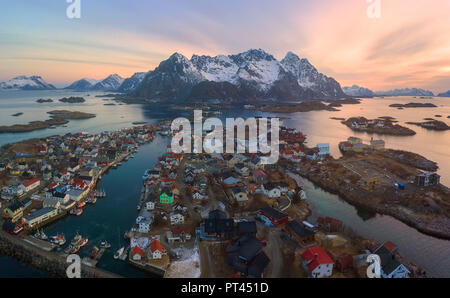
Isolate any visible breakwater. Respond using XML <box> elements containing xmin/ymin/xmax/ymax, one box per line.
<box><xmin>0</xmin><ymin>231</ymin><xmax>120</xmax><ymax>278</ymax></box>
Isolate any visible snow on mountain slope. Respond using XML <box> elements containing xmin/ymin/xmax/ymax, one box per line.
<box><xmin>118</xmin><ymin>72</ymin><xmax>149</xmax><ymax>93</ymax></box>
<box><xmin>91</xmin><ymin>74</ymin><xmax>124</xmax><ymax>91</ymax></box>
<box><xmin>343</xmin><ymin>85</ymin><xmax>375</xmax><ymax>97</ymax></box>
<box><xmin>0</xmin><ymin>76</ymin><xmax>56</xmax><ymax>90</ymax></box>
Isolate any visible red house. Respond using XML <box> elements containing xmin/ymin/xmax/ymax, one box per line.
<box><xmin>256</xmin><ymin>206</ymin><xmax>289</xmax><ymax>226</ymax></box>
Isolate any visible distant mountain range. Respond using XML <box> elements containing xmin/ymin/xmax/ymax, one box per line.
<box><xmin>437</xmin><ymin>90</ymin><xmax>450</xmax><ymax>97</ymax></box>
<box><xmin>0</xmin><ymin>76</ymin><xmax>56</xmax><ymax>91</ymax></box>
<box><xmin>64</xmin><ymin>74</ymin><xmax>125</xmax><ymax>92</ymax></box>
<box><xmin>342</xmin><ymin>85</ymin><xmax>375</xmax><ymax>97</ymax></box>
<box><xmin>375</xmin><ymin>88</ymin><xmax>435</xmax><ymax>97</ymax></box>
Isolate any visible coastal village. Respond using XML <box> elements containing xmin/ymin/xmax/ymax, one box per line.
<box><xmin>1</xmin><ymin>116</ymin><xmax>444</xmax><ymax>278</ymax></box>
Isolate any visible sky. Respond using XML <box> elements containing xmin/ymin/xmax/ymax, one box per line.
<box><xmin>1</xmin><ymin>0</ymin><xmax>449</xmax><ymax>93</ymax></box>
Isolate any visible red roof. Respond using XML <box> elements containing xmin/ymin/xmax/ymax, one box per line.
<box><xmin>23</xmin><ymin>178</ymin><xmax>40</xmax><ymax>187</ymax></box>
<box><xmin>132</xmin><ymin>246</ymin><xmax>145</xmax><ymax>257</ymax></box>
<box><xmin>46</xmin><ymin>182</ymin><xmax>59</xmax><ymax>190</ymax></box>
<box><xmin>383</xmin><ymin>241</ymin><xmax>397</xmax><ymax>253</ymax></box>
<box><xmin>171</xmin><ymin>225</ymin><xmax>191</xmax><ymax>235</ymax></box>
<box><xmin>301</xmin><ymin>247</ymin><xmax>334</xmax><ymax>272</ymax></box>
<box><xmin>253</xmin><ymin>169</ymin><xmax>266</xmax><ymax>177</ymax></box>
<box><xmin>150</xmin><ymin>240</ymin><xmax>165</xmax><ymax>253</ymax></box>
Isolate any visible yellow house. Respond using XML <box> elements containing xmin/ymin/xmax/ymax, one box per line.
<box><xmin>3</xmin><ymin>202</ymin><xmax>24</xmax><ymax>223</ymax></box>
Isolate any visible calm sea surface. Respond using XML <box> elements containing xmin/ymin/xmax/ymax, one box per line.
<box><xmin>0</xmin><ymin>91</ymin><xmax>449</xmax><ymax>277</ymax></box>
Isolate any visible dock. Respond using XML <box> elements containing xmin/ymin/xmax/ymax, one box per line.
<box><xmin>22</xmin><ymin>236</ymin><xmax>57</xmax><ymax>252</ymax></box>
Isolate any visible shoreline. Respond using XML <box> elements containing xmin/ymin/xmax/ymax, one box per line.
<box><xmin>292</xmin><ymin>168</ymin><xmax>450</xmax><ymax>240</ymax></box>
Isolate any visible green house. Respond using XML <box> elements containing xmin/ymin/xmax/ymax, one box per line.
<box><xmin>160</xmin><ymin>192</ymin><xmax>173</xmax><ymax>204</ymax></box>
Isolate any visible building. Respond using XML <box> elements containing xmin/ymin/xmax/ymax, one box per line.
<box><xmin>2</xmin><ymin>201</ymin><xmax>24</xmax><ymax>222</ymax></box>
<box><xmin>317</xmin><ymin>143</ymin><xmax>330</xmax><ymax>157</ymax></box>
<box><xmin>149</xmin><ymin>240</ymin><xmax>166</xmax><ymax>259</ymax></box>
<box><xmin>256</xmin><ymin>206</ymin><xmax>289</xmax><ymax>226</ymax></box>
<box><xmin>253</xmin><ymin>170</ymin><xmax>268</xmax><ymax>185</ymax></box>
<box><xmin>370</xmin><ymin>139</ymin><xmax>385</xmax><ymax>150</ymax></box>
<box><xmin>131</xmin><ymin>246</ymin><xmax>145</xmax><ymax>261</ymax></box>
<box><xmin>237</xmin><ymin>221</ymin><xmax>257</xmax><ymax>238</ymax></box>
<box><xmin>284</xmin><ymin>220</ymin><xmax>317</xmax><ymax>248</ymax></box>
<box><xmin>19</xmin><ymin>178</ymin><xmax>41</xmax><ymax>193</ymax></box>
<box><xmin>170</xmin><ymin>211</ymin><xmax>185</xmax><ymax>225</ymax></box>
<box><xmin>231</xmin><ymin>187</ymin><xmax>248</xmax><ymax>204</ymax></box>
<box><xmin>24</xmin><ymin>207</ymin><xmax>58</xmax><ymax>228</ymax></box>
<box><xmin>262</xmin><ymin>183</ymin><xmax>281</xmax><ymax>198</ymax></box>
<box><xmin>160</xmin><ymin>190</ymin><xmax>174</xmax><ymax>204</ymax></box>
<box><xmin>197</xmin><ymin>210</ymin><xmax>234</xmax><ymax>240</ymax></box>
<box><xmin>301</xmin><ymin>247</ymin><xmax>334</xmax><ymax>278</ymax></box>
<box><xmin>415</xmin><ymin>172</ymin><xmax>440</xmax><ymax>187</ymax></box>
<box><xmin>226</xmin><ymin>235</ymin><xmax>270</xmax><ymax>278</ymax></box>
<box><xmin>373</xmin><ymin>242</ymin><xmax>410</xmax><ymax>278</ymax></box>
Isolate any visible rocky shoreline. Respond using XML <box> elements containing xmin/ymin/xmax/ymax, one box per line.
<box><xmin>0</xmin><ymin>119</ymin><xmax>69</xmax><ymax>133</ymax></box>
<box><xmin>342</xmin><ymin>117</ymin><xmax>416</xmax><ymax>136</ymax></box>
<box><xmin>406</xmin><ymin>120</ymin><xmax>450</xmax><ymax>131</ymax></box>
<box><xmin>389</xmin><ymin>103</ymin><xmax>437</xmax><ymax>108</ymax></box>
<box><xmin>292</xmin><ymin>158</ymin><xmax>450</xmax><ymax>240</ymax></box>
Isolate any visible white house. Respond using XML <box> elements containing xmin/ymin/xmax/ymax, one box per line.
<box><xmin>262</xmin><ymin>183</ymin><xmax>281</xmax><ymax>198</ymax></box>
<box><xmin>149</xmin><ymin>240</ymin><xmax>166</xmax><ymax>259</ymax></box>
<box><xmin>192</xmin><ymin>190</ymin><xmax>205</xmax><ymax>200</ymax></box>
<box><xmin>170</xmin><ymin>211</ymin><xmax>184</xmax><ymax>225</ymax></box>
<box><xmin>301</xmin><ymin>247</ymin><xmax>334</xmax><ymax>278</ymax></box>
<box><xmin>19</xmin><ymin>178</ymin><xmax>41</xmax><ymax>193</ymax></box>
<box><xmin>146</xmin><ymin>201</ymin><xmax>155</xmax><ymax>211</ymax></box>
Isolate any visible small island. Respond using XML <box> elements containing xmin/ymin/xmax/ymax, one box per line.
<box><xmin>36</xmin><ymin>98</ymin><xmax>54</xmax><ymax>103</ymax></box>
<box><xmin>0</xmin><ymin>119</ymin><xmax>69</xmax><ymax>133</ymax></box>
<box><xmin>342</xmin><ymin>116</ymin><xmax>416</xmax><ymax>136</ymax></box>
<box><xmin>0</xmin><ymin>111</ymin><xmax>95</xmax><ymax>134</ymax></box>
<box><xmin>251</xmin><ymin>101</ymin><xmax>339</xmax><ymax>113</ymax></box>
<box><xmin>59</xmin><ymin>96</ymin><xmax>85</xmax><ymax>103</ymax></box>
<box><xmin>389</xmin><ymin>103</ymin><xmax>437</xmax><ymax>108</ymax></box>
<box><xmin>11</xmin><ymin>112</ymin><xmax>23</xmax><ymax>117</ymax></box>
<box><xmin>47</xmin><ymin>110</ymin><xmax>96</xmax><ymax>120</ymax></box>
<box><xmin>406</xmin><ymin>120</ymin><xmax>450</xmax><ymax>131</ymax></box>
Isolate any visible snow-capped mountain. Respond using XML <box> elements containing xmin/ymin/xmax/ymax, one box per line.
<box><xmin>437</xmin><ymin>90</ymin><xmax>450</xmax><ymax>97</ymax></box>
<box><xmin>281</xmin><ymin>52</ymin><xmax>346</xmax><ymax>98</ymax></box>
<box><xmin>343</xmin><ymin>85</ymin><xmax>375</xmax><ymax>97</ymax></box>
<box><xmin>132</xmin><ymin>49</ymin><xmax>346</xmax><ymax>102</ymax></box>
<box><xmin>91</xmin><ymin>74</ymin><xmax>124</xmax><ymax>91</ymax></box>
<box><xmin>0</xmin><ymin>76</ymin><xmax>56</xmax><ymax>91</ymax></box>
<box><xmin>64</xmin><ymin>78</ymin><xmax>99</xmax><ymax>91</ymax></box>
<box><xmin>117</xmin><ymin>72</ymin><xmax>149</xmax><ymax>93</ymax></box>
<box><xmin>375</xmin><ymin>88</ymin><xmax>434</xmax><ymax>97</ymax></box>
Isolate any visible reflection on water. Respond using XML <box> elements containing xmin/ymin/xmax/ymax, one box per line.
<box><xmin>293</xmin><ymin>174</ymin><xmax>450</xmax><ymax>278</ymax></box>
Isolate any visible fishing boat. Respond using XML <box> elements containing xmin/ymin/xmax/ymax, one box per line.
<box><xmin>96</xmin><ymin>188</ymin><xmax>106</xmax><ymax>198</ymax></box>
<box><xmin>137</xmin><ymin>204</ymin><xmax>141</xmax><ymax>211</ymax></box>
<box><xmin>90</xmin><ymin>246</ymin><xmax>100</xmax><ymax>259</ymax></box>
<box><xmin>70</xmin><ymin>208</ymin><xmax>83</xmax><ymax>216</ymax></box>
<box><xmin>142</xmin><ymin>169</ymin><xmax>150</xmax><ymax>180</ymax></box>
<box><xmin>71</xmin><ymin>233</ymin><xmax>83</xmax><ymax>246</ymax></box>
<box><xmin>120</xmin><ymin>246</ymin><xmax>129</xmax><ymax>260</ymax></box>
<box><xmin>114</xmin><ymin>247</ymin><xmax>125</xmax><ymax>259</ymax></box>
<box><xmin>34</xmin><ymin>229</ymin><xmax>48</xmax><ymax>241</ymax></box>
<box><xmin>77</xmin><ymin>201</ymin><xmax>86</xmax><ymax>208</ymax></box>
<box><xmin>79</xmin><ymin>237</ymin><xmax>89</xmax><ymax>248</ymax></box>
<box><xmin>87</xmin><ymin>196</ymin><xmax>97</xmax><ymax>204</ymax></box>
<box><xmin>64</xmin><ymin>245</ymin><xmax>77</xmax><ymax>254</ymax></box>
<box><xmin>100</xmin><ymin>241</ymin><xmax>111</xmax><ymax>249</ymax></box>
<box><xmin>49</xmin><ymin>233</ymin><xmax>66</xmax><ymax>246</ymax></box>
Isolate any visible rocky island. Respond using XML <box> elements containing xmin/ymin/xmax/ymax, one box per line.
<box><xmin>342</xmin><ymin>117</ymin><xmax>416</xmax><ymax>136</ymax></box>
<box><xmin>47</xmin><ymin>110</ymin><xmax>96</xmax><ymax>120</ymax></box>
<box><xmin>389</xmin><ymin>103</ymin><xmax>437</xmax><ymax>108</ymax></box>
<box><xmin>58</xmin><ymin>97</ymin><xmax>85</xmax><ymax>103</ymax></box>
<box><xmin>406</xmin><ymin>120</ymin><xmax>450</xmax><ymax>131</ymax></box>
<box><xmin>11</xmin><ymin>113</ymin><xmax>24</xmax><ymax>117</ymax></box>
<box><xmin>36</xmin><ymin>98</ymin><xmax>54</xmax><ymax>103</ymax></box>
<box><xmin>0</xmin><ymin>119</ymin><xmax>69</xmax><ymax>133</ymax></box>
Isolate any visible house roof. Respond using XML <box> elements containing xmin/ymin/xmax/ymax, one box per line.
<box><xmin>301</xmin><ymin>247</ymin><xmax>334</xmax><ymax>272</ymax></box>
<box><xmin>248</xmin><ymin>251</ymin><xmax>270</xmax><ymax>277</ymax></box>
<box><xmin>374</xmin><ymin>246</ymin><xmax>405</xmax><ymax>275</ymax></box>
<box><xmin>285</xmin><ymin>220</ymin><xmax>316</xmax><ymax>238</ymax></box>
<box><xmin>132</xmin><ymin>246</ymin><xmax>145</xmax><ymax>257</ymax></box>
<box><xmin>238</xmin><ymin>221</ymin><xmax>257</xmax><ymax>235</ymax></box>
<box><xmin>23</xmin><ymin>178</ymin><xmax>40</xmax><ymax>187</ymax></box>
<box><xmin>259</xmin><ymin>206</ymin><xmax>288</xmax><ymax>221</ymax></box>
<box><xmin>150</xmin><ymin>240</ymin><xmax>165</xmax><ymax>253</ymax></box>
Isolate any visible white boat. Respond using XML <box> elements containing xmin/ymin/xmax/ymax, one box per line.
<box><xmin>114</xmin><ymin>247</ymin><xmax>125</xmax><ymax>259</ymax></box>
<box><xmin>100</xmin><ymin>241</ymin><xmax>111</xmax><ymax>249</ymax></box>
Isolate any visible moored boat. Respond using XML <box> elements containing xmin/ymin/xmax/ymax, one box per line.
<box><xmin>114</xmin><ymin>247</ymin><xmax>125</xmax><ymax>259</ymax></box>
<box><xmin>49</xmin><ymin>233</ymin><xmax>66</xmax><ymax>246</ymax></box>
<box><xmin>34</xmin><ymin>229</ymin><xmax>48</xmax><ymax>241</ymax></box>
<box><xmin>90</xmin><ymin>246</ymin><xmax>99</xmax><ymax>259</ymax></box>
<box><xmin>100</xmin><ymin>241</ymin><xmax>111</xmax><ymax>249</ymax></box>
